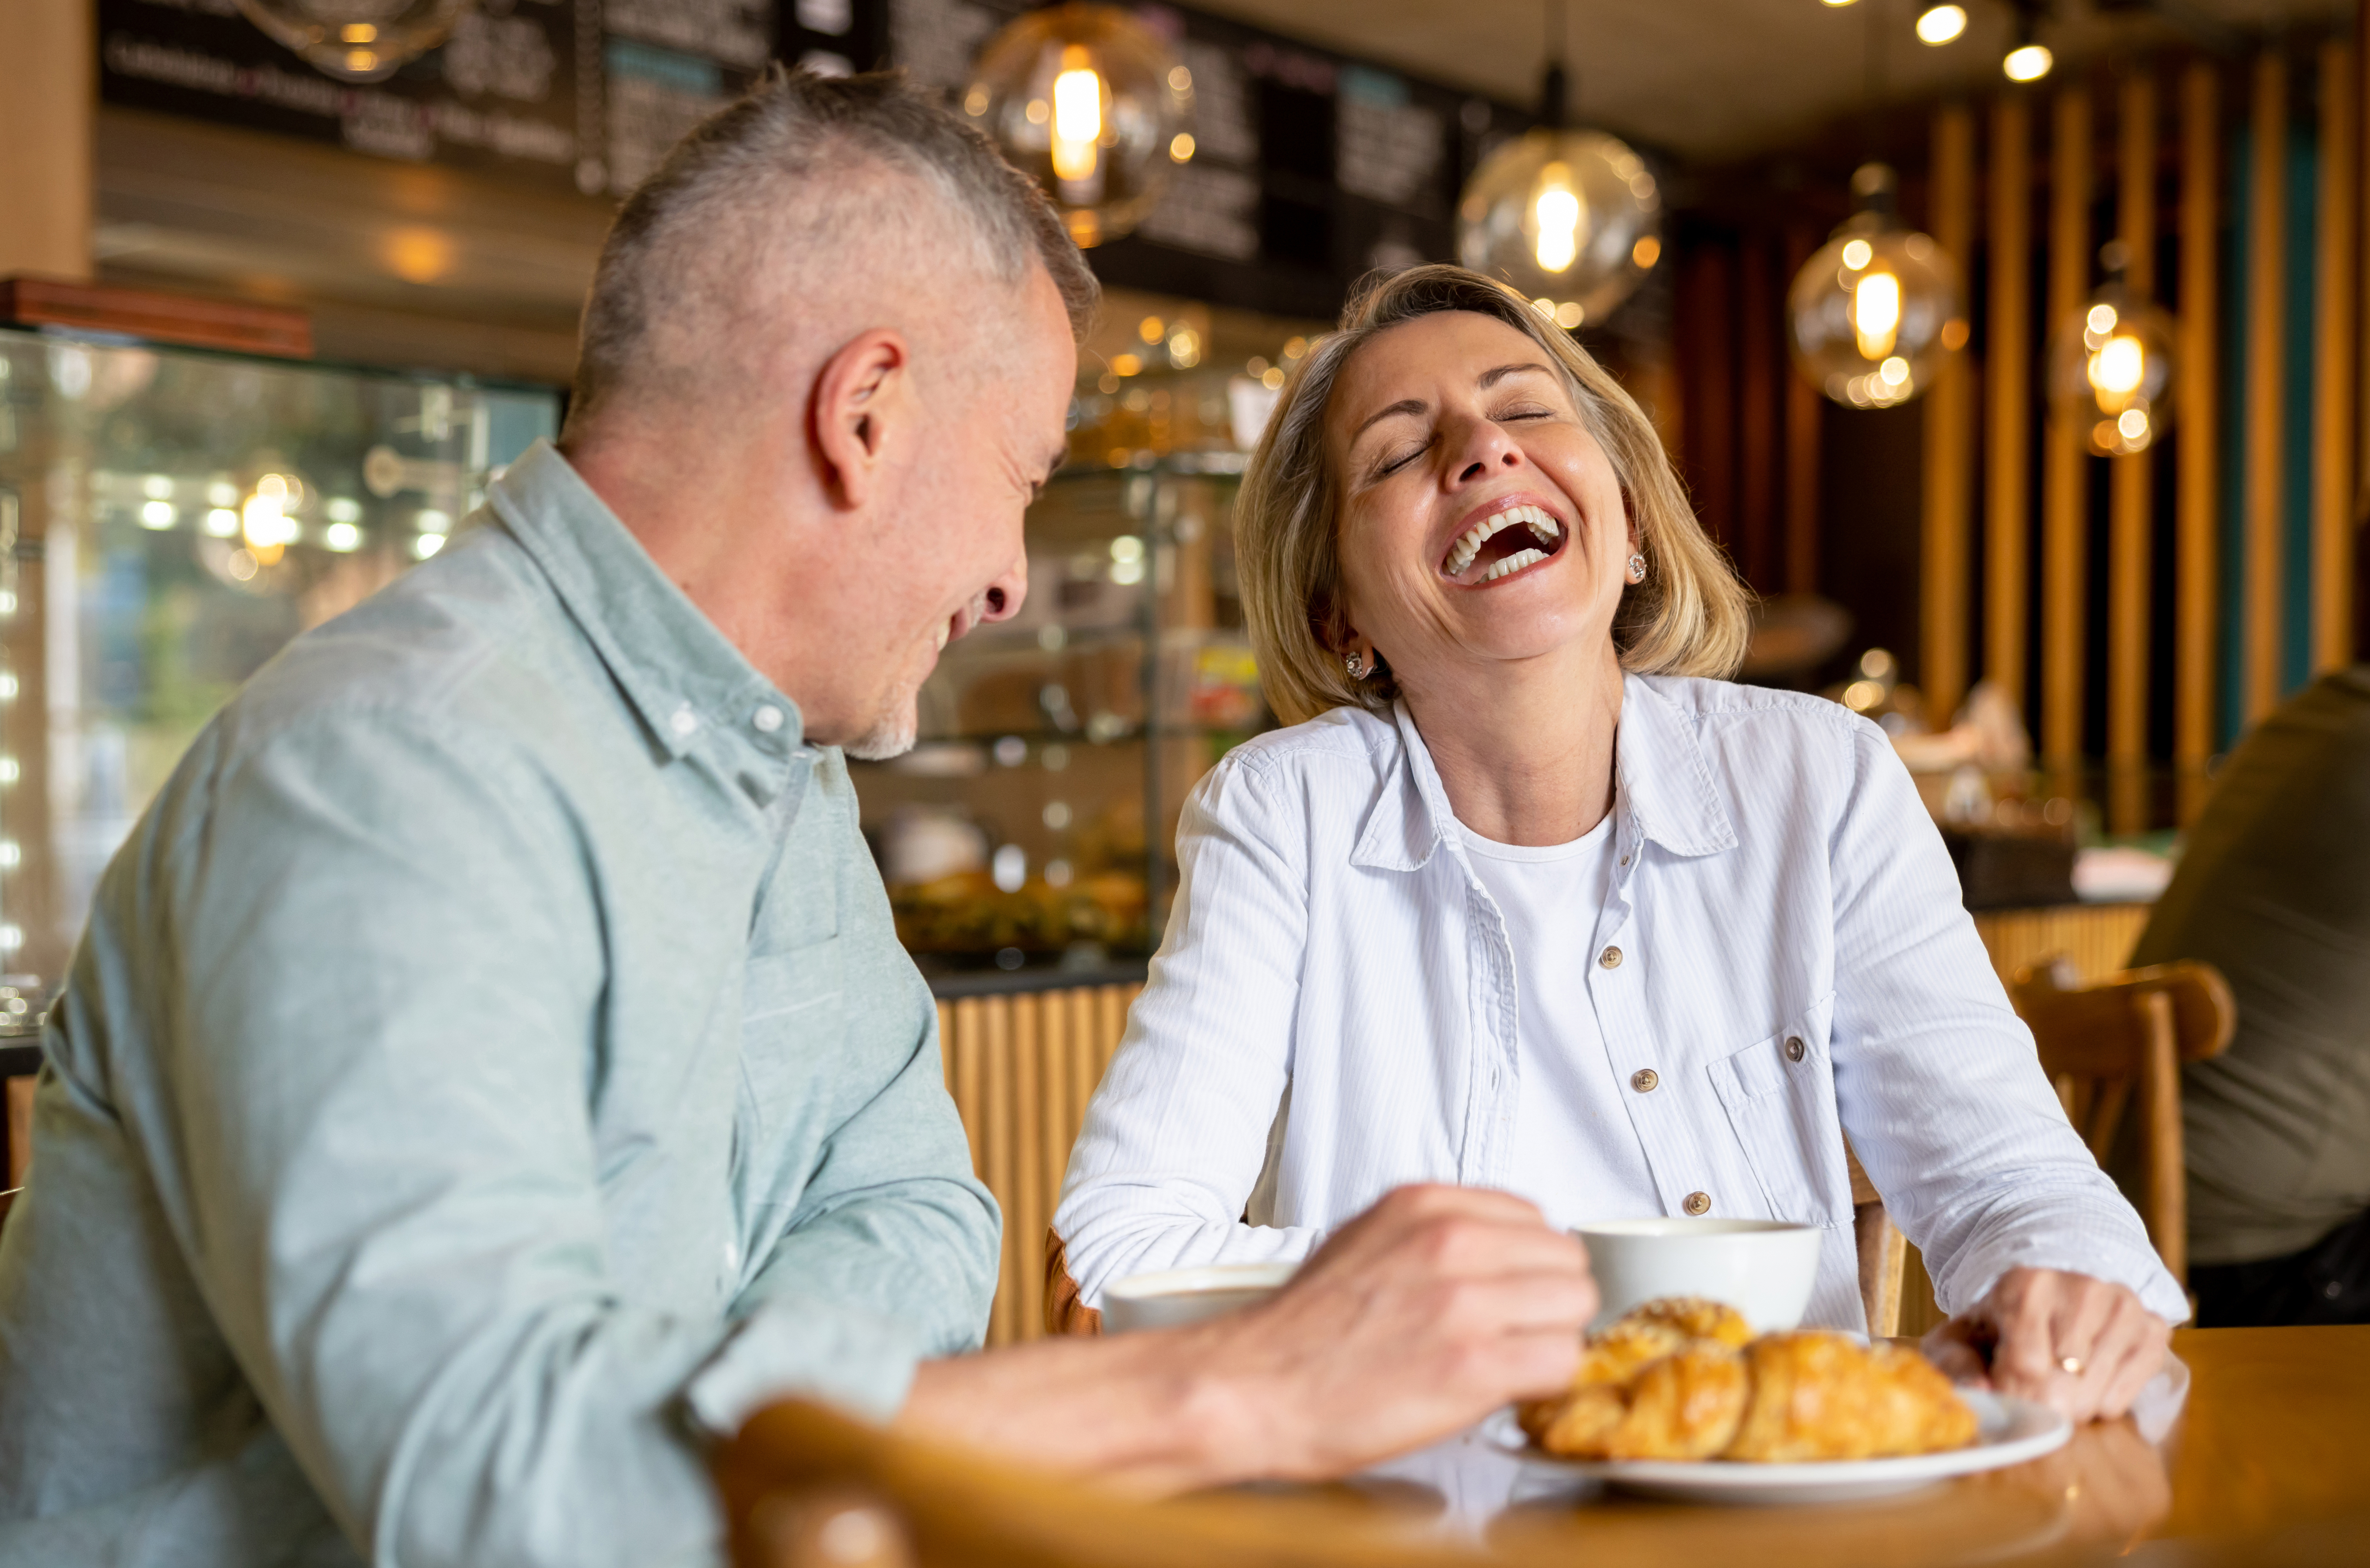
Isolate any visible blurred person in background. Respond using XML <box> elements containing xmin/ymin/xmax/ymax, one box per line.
<box><xmin>0</xmin><ymin>71</ymin><xmax>1596</xmax><ymax>1568</ymax></box>
<box><xmin>2119</xmin><ymin>667</ymin><xmax>2370</xmax><ymax>1327</ymax></box>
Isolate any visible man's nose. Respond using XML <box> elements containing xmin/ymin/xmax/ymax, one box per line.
<box><xmin>979</xmin><ymin>555</ymin><xmax>1028</xmax><ymax>623</ymax></box>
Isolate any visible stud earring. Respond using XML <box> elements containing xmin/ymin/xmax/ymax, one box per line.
<box><xmin>1626</xmin><ymin>552</ymin><xmax>1648</xmax><ymax>585</ymax></box>
<box><xmin>1344</xmin><ymin>651</ymin><xmax>1367</xmax><ymax>680</ymax></box>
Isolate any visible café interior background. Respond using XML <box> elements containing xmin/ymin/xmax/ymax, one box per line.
<box><xmin>0</xmin><ymin>0</ymin><xmax>2365</xmax><ymax>997</ymax></box>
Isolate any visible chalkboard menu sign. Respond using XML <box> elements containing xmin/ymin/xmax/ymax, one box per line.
<box><xmin>98</xmin><ymin>0</ymin><xmax>1524</xmax><ymax>317</ymax></box>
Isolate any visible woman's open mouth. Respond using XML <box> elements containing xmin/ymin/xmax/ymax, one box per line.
<box><xmin>1439</xmin><ymin>500</ymin><xmax>1567</xmax><ymax>587</ymax></box>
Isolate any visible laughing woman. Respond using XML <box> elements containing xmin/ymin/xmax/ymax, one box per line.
<box><xmin>1050</xmin><ymin>265</ymin><xmax>2182</xmax><ymax>1420</ymax></box>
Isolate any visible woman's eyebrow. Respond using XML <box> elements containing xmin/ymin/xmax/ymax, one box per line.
<box><xmin>1477</xmin><ymin>361</ymin><xmax>1554</xmax><ymax>389</ymax></box>
<box><xmin>1351</xmin><ymin>397</ymin><xmax>1429</xmax><ymax>441</ymax></box>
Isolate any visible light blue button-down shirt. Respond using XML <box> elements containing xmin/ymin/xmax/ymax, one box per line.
<box><xmin>0</xmin><ymin>441</ymin><xmax>998</xmax><ymax>1567</ymax></box>
<box><xmin>1056</xmin><ymin>678</ymin><xmax>2186</xmax><ymax>1331</ymax></box>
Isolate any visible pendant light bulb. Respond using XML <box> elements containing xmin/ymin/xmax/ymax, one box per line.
<box><xmin>1788</xmin><ymin>162</ymin><xmax>1967</xmax><ymax>408</ymax></box>
<box><xmin>230</xmin><ymin>0</ymin><xmax>472</xmax><ymax>81</ymax></box>
<box><xmin>2049</xmin><ymin>242</ymin><xmax>2176</xmax><ymax>455</ymax></box>
<box><xmin>965</xmin><ymin>3</ymin><xmax>1193</xmax><ymax>248</ymax></box>
<box><xmin>1915</xmin><ymin>4</ymin><xmax>1968</xmax><ymax>45</ymax></box>
<box><xmin>1457</xmin><ymin>54</ymin><xmax>1659</xmax><ymax>329</ymax></box>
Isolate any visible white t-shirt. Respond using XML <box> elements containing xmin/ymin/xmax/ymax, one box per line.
<box><xmin>1455</xmin><ymin>812</ymin><xmax>1661</xmax><ymax>1231</ymax></box>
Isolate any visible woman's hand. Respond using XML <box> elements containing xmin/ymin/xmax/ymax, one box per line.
<box><xmin>1922</xmin><ymin>1266</ymin><xmax>2172</xmax><ymax>1423</ymax></box>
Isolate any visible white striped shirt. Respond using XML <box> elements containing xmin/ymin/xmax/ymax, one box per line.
<box><xmin>1054</xmin><ymin>675</ymin><xmax>2187</xmax><ymax>1331</ymax></box>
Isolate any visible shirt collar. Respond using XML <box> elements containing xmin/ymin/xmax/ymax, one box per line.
<box><xmin>1350</xmin><ymin>674</ymin><xmax>1737</xmax><ymax>872</ymax></box>
<box><xmin>486</xmin><ymin>440</ymin><xmax>807</xmax><ymax>765</ymax></box>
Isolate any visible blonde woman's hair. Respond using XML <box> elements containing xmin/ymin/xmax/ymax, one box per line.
<box><xmin>1236</xmin><ymin>264</ymin><xmax>1751</xmax><ymax>726</ymax></box>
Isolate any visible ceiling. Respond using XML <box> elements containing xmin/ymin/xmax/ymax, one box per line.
<box><xmin>1190</xmin><ymin>0</ymin><xmax>2352</xmax><ymax>161</ymax></box>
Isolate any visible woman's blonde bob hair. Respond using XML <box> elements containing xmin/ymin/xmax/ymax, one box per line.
<box><xmin>1236</xmin><ymin>264</ymin><xmax>1751</xmax><ymax>726</ymax></box>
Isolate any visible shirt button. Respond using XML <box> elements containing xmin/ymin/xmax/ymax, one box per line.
<box><xmin>669</xmin><ymin>707</ymin><xmax>699</xmax><ymax>737</ymax></box>
<box><xmin>1599</xmin><ymin>945</ymin><xmax>1623</xmax><ymax>969</ymax></box>
<box><xmin>753</xmin><ymin>704</ymin><xmax>785</xmax><ymax>734</ymax></box>
<box><xmin>1619</xmin><ymin>854</ymin><xmax>1631</xmax><ymax>867</ymax></box>
<box><xmin>1786</xmin><ymin>1036</ymin><xmax>1806</xmax><ymax>1063</ymax></box>
<box><xmin>1684</xmin><ymin>1191</ymin><xmax>1712</xmax><ymax>1216</ymax></box>
<box><xmin>1631</xmin><ymin>1067</ymin><xmax>1659</xmax><ymax>1093</ymax></box>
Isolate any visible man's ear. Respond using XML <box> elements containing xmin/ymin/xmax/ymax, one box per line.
<box><xmin>812</xmin><ymin>328</ymin><xmax>912</xmax><ymax>511</ymax></box>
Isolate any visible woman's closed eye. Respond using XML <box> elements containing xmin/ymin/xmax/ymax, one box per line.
<box><xmin>1373</xmin><ymin>439</ymin><xmax>1433</xmax><ymax>480</ymax></box>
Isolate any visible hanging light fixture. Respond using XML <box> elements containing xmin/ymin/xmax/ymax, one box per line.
<box><xmin>1788</xmin><ymin>163</ymin><xmax>1967</xmax><ymax>408</ymax></box>
<box><xmin>2001</xmin><ymin>0</ymin><xmax>2053</xmax><ymax>81</ymax></box>
<box><xmin>963</xmin><ymin>4</ymin><xmax>1194</xmax><ymax>248</ymax></box>
<box><xmin>1455</xmin><ymin>4</ymin><xmax>1660</xmax><ymax>332</ymax></box>
<box><xmin>1915</xmin><ymin>4</ymin><xmax>1968</xmax><ymax>45</ymax></box>
<box><xmin>231</xmin><ymin>0</ymin><xmax>474</xmax><ymax>81</ymax></box>
<box><xmin>2049</xmin><ymin>241</ymin><xmax>2176</xmax><ymax>455</ymax></box>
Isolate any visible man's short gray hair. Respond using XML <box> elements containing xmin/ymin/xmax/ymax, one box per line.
<box><xmin>569</xmin><ymin>66</ymin><xmax>1099</xmax><ymax>423</ymax></box>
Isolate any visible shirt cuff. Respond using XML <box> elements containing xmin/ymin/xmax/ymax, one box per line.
<box><xmin>1939</xmin><ymin>1235</ymin><xmax>2192</xmax><ymax>1327</ymax></box>
<box><xmin>682</xmin><ymin>1290</ymin><xmax>927</xmax><ymax>1437</ymax></box>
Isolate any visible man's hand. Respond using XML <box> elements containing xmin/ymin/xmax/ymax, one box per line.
<box><xmin>1921</xmin><ymin>1266</ymin><xmax>2170</xmax><ymax>1423</ymax></box>
<box><xmin>1192</xmin><ymin>1185</ymin><xmax>1597</xmax><ymax>1481</ymax></box>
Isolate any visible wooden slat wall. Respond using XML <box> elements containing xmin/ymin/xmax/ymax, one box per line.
<box><xmin>1985</xmin><ymin>97</ymin><xmax>2034</xmax><ymax>701</ymax></box>
<box><xmin>2313</xmin><ymin>40</ymin><xmax>2359</xmax><ymax>676</ymax></box>
<box><xmin>2042</xmin><ymin>88</ymin><xmax>2094</xmax><ymax>776</ymax></box>
<box><xmin>2108</xmin><ymin>73</ymin><xmax>2159</xmax><ymax>836</ymax></box>
<box><xmin>1916</xmin><ymin>43</ymin><xmax>2363</xmax><ymax>829</ymax></box>
<box><xmin>1784</xmin><ymin>222</ymin><xmax>1824</xmax><ymax>595</ymax></box>
<box><xmin>939</xmin><ymin>983</ymin><xmax>1138</xmax><ymax>1347</ymax></box>
<box><xmin>2176</xmin><ymin>64</ymin><xmax>2221</xmax><ymax>823</ymax></box>
<box><xmin>2244</xmin><ymin>50</ymin><xmax>2288</xmax><ymax>725</ymax></box>
<box><xmin>1922</xmin><ymin>104</ymin><xmax>1978</xmax><ymax>727</ymax></box>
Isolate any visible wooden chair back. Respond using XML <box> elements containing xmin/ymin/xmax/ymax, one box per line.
<box><xmin>716</xmin><ymin>1399</ymin><xmax>1489</xmax><ymax>1568</ymax></box>
<box><xmin>1844</xmin><ymin>1142</ymin><xmax>1908</xmax><ymax>1337</ymax></box>
<box><xmin>2008</xmin><ymin>957</ymin><xmax>2236</xmax><ymax>1282</ymax></box>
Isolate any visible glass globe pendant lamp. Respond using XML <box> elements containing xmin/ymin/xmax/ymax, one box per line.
<box><xmin>1457</xmin><ymin>64</ymin><xmax>1661</xmax><ymax>330</ymax></box>
<box><xmin>963</xmin><ymin>3</ymin><xmax>1194</xmax><ymax>248</ymax></box>
<box><xmin>2049</xmin><ymin>242</ymin><xmax>2176</xmax><ymax>455</ymax></box>
<box><xmin>1788</xmin><ymin>162</ymin><xmax>1967</xmax><ymax>408</ymax></box>
<box><xmin>231</xmin><ymin>0</ymin><xmax>474</xmax><ymax>81</ymax></box>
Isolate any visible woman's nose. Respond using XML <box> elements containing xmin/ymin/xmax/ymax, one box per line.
<box><xmin>1445</xmin><ymin>414</ymin><xmax>1525</xmax><ymax>485</ymax></box>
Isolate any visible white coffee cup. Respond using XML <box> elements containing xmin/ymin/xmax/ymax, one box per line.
<box><xmin>1574</xmin><ymin>1218</ymin><xmax>1824</xmax><ymax>1333</ymax></box>
<box><xmin>1101</xmin><ymin>1262</ymin><xmax>1299</xmax><ymax>1334</ymax></box>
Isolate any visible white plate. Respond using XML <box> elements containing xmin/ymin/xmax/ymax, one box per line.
<box><xmin>1482</xmin><ymin>1391</ymin><xmax>2071</xmax><ymax>1505</ymax></box>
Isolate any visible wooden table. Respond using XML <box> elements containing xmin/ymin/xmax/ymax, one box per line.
<box><xmin>720</xmin><ymin>1325</ymin><xmax>2370</xmax><ymax>1568</ymax></box>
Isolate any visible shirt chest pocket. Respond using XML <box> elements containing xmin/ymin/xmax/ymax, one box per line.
<box><xmin>1706</xmin><ymin>992</ymin><xmax>1844</xmax><ymax>1226</ymax></box>
<box><xmin>738</xmin><ymin>936</ymin><xmax>845</xmax><ymax>1135</ymax></box>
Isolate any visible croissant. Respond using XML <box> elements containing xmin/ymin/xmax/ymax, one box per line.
<box><xmin>1524</xmin><ymin>1302</ymin><xmax>1977</xmax><ymax>1464</ymax></box>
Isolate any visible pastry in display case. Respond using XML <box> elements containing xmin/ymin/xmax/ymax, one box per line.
<box><xmin>851</xmin><ymin>290</ymin><xmax>1320</xmax><ymax>979</ymax></box>
<box><xmin>0</xmin><ymin>327</ymin><xmax>560</xmax><ymax>993</ymax></box>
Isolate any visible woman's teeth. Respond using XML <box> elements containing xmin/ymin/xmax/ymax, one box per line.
<box><xmin>1478</xmin><ymin>547</ymin><xmax>1548</xmax><ymax>582</ymax></box>
<box><xmin>1443</xmin><ymin>504</ymin><xmax>1562</xmax><ymax>576</ymax></box>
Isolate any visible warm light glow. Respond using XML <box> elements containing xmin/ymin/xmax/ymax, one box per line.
<box><xmin>142</xmin><ymin>474</ymin><xmax>174</xmax><ymax>499</ymax></box>
<box><xmin>1533</xmin><ymin>169</ymin><xmax>1582</xmax><ymax>273</ymax></box>
<box><xmin>2087</xmin><ymin>302</ymin><xmax>2119</xmax><ymax>337</ymax></box>
<box><xmin>1110</xmin><ymin>352</ymin><xmax>1142</xmax><ymax>376</ymax></box>
<box><xmin>1261</xmin><ymin>366</ymin><xmax>1284</xmax><ymax>389</ymax></box>
<box><xmin>1166</xmin><ymin>327</ymin><xmax>1201</xmax><ymax>367</ymax></box>
<box><xmin>1167</xmin><ymin>64</ymin><xmax>1191</xmax><ymax>93</ymax></box>
<box><xmin>2118</xmin><ymin>408</ymin><xmax>2150</xmax><ymax>442</ymax></box>
<box><xmin>325</xmin><ymin>521</ymin><xmax>363</xmax><ymax>552</ymax></box>
<box><xmin>413</xmin><ymin>533</ymin><xmax>445</xmax><ymax>561</ymax></box>
<box><xmin>1051</xmin><ymin>47</ymin><xmax>1103</xmax><ymax>181</ymax></box>
<box><xmin>1879</xmin><ymin>355</ymin><xmax>1910</xmax><ymax>385</ymax></box>
<box><xmin>1840</xmin><ymin>238</ymin><xmax>1873</xmax><ymax>272</ymax></box>
<box><xmin>1555</xmin><ymin>301</ymin><xmax>1584</xmax><ymax>329</ymax></box>
<box><xmin>2004</xmin><ymin>44</ymin><xmax>2053</xmax><ymax>82</ymax></box>
<box><xmin>385</xmin><ymin>226</ymin><xmax>456</xmax><ymax>285</ymax></box>
<box><xmin>1170</xmin><ymin>132</ymin><xmax>1194</xmax><ymax>162</ymax></box>
<box><xmin>1852</xmin><ymin>271</ymin><xmax>1902</xmax><ymax>360</ymax></box>
<box><xmin>204</xmin><ymin>508</ymin><xmax>240</xmax><ymax>538</ymax></box>
<box><xmin>2091</xmin><ymin>335</ymin><xmax>2146</xmax><ymax>397</ymax></box>
<box><xmin>341</xmin><ymin>22</ymin><xmax>377</xmax><ymax>42</ymax></box>
<box><xmin>1138</xmin><ymin>315</ymin><xmax>1164</xmax><ymax>343</ymax></box>
<box><xmin>344</xmin><ymin>49</ymin><xmax>378</xmax><ymax>73</ymax></box>
<box><xmin>139</xmin><ymin>500</ymin><xmax>177</xmax><ymax>530</ymax></box>
<box><xmin>1632</xmin><ymin>235</ymin><xmax>1661</xmax><ymax>268</ymax></box>
<box><xmin>1915</xmin><ymin>4</ymin><xmax>1967</xmax><ymax>45</ymax></box>
<box><xmin>964</xmin><ymin>86</ymin><xmax>990</xmax><ymax>116</ymax></box>
<box><xmin>242</xmin><ymin>478</ymin><xmax>298</xmax><ymax>553</ymax></box>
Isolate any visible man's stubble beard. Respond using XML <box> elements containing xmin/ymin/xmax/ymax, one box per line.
<box><xmin>842</xmin><ymin>693</ymin><xmax>919</xmax><ymax>761</ymax></box>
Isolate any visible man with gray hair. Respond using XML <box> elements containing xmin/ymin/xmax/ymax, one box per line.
<box><xmin>0</xmin><ymin>69</ymin><xmax>1594</xmax><ymax>1566</ymax></box>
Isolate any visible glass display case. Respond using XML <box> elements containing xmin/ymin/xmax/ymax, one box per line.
<box><xmin>0</xmin><ymin>327</ymin><xmax>561</xmax><ymax>990</ymax></box>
